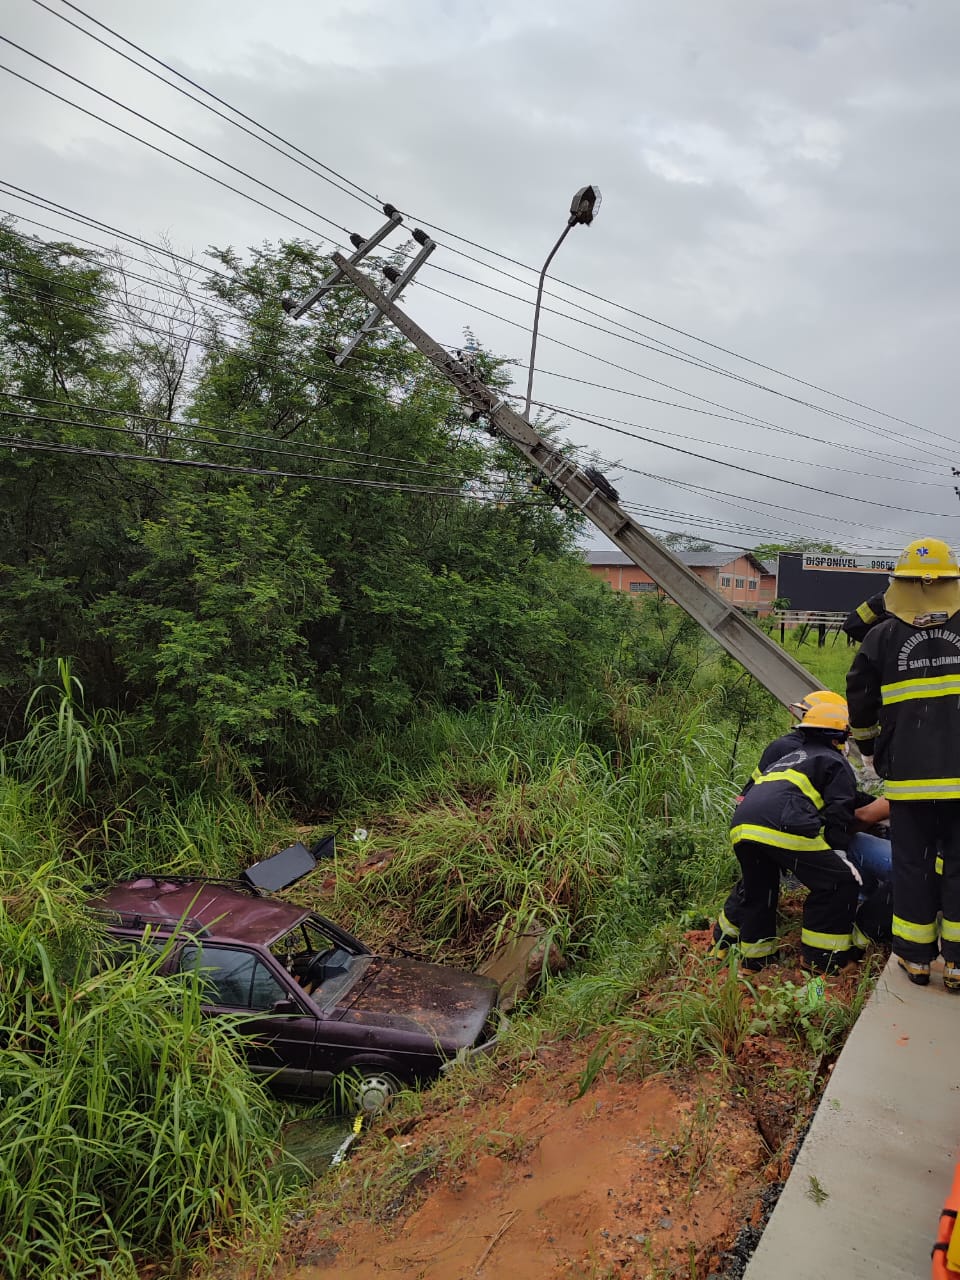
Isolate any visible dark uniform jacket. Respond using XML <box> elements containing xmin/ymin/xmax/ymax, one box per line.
<box><xmin>731</xmin><ymin>735</ymin><xmax>858</xmax><ymax>853</ymax></box>
<box><xmin>742</xmin><ymin>729</ymin><xmax>803</xmax><ymax>796</ymax></box>
<box><xmin>847</xmin><ymin>611</ymin><xmax>960</xmax><ymax>801</ymax></box>
<box><xmin>843</xmin><ymin>591</ymin><xmax>888</xmax><ymax>644</ymax></box>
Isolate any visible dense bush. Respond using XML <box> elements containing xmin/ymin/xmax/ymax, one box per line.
<box><xmin>0</xmin><ymin>220</ymin><xmax>653</xmax><ymax>795</ymax></box>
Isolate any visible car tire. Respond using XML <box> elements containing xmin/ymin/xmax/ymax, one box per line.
<box><xmin>351</xmin><ymin>1068</ymin><xmax>404</xmax><ymax>1114</ymax></box>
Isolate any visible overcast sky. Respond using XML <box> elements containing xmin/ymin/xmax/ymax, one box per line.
<box><xmin>3</xmin><ymin>0</ymin><xmax>960</xmax><ymax>555</ymax></box>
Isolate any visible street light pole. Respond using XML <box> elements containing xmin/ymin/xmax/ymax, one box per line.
<box><xmin>522</xmin><ymin>184</ymin><xmax>601</xmax><ymax>420</ymax></box>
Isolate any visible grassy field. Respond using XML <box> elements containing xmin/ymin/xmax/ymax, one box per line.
<box><xmin>776</xmin><ymin>627</ymin><xmax>857</xmax><ymax>695</ymax></box>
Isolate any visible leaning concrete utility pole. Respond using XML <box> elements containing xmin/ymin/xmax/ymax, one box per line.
<box><xmin>287</xmin><ymin>249</ymin><xmax>822</xmax><ymax>708</ymax></box>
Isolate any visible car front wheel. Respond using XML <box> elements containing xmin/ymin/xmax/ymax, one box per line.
<box><xmin>350</xmin><ymin>1068</ymin><xmax>404</xmax><ymax>1114</ymax></box>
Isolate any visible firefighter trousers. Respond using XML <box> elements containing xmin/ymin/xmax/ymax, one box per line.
<box><xmin>719</xmin><ymin>839</ymin><xmax>862</xmax><ymax>970</ymax></box>
<box><xmin>889</xmin><ymin>799</ymin><xmax>960</xmax><ymax>966</ymax></box>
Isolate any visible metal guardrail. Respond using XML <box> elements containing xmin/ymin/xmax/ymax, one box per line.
<box><xmin>772</xmin><ymin>611</ymin><xmax>851</xmax><ymax>648</ymax></box>
<box><xmin>774</xmin><ymin>611</ymin><xmax>848</xmax><ymax>626</ymax></box>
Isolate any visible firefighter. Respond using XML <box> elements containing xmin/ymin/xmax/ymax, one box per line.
<box><xmin>713</xmin><ymin>701</ymin><xmax>863</xmax><ymax>972</ymax></box>
<box><xmin>741</xmin><ymin>689</ymin><xmax>848</xmax><ymax>796</ymax></box>
<box><xmin>843</xmin><ymin>590</ymin><xmax>890</xmax><ymax>644</ymax></box>
<box><xmin>846</xmin><ymin>536</ymin><xmax>960</xmax><ymax>990</ymax></box>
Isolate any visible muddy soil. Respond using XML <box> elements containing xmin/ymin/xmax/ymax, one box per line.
<box><xmin>231</xmin><ymin>921</ymin><xmax>868</xmax><ymax>1280</ymax></box>
<box><xmin>283</xmin><ymin>1068</ymin><xmax>768</xmax><ymax>1280</ymax></box>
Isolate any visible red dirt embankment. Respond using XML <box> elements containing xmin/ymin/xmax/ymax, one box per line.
<box><xmin>263</xmin><ymin>927</ymin><xmax>864</xmax><ymax>1280</ymax></box>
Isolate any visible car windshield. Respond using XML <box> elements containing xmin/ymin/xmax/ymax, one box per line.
<box><xmin>269</xmin><ymin>919</ymin><xmax>366</xmax><ymax>1007</ymax></box>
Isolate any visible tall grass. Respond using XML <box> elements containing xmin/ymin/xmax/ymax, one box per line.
<box><xmin>0</xmin><ymin>653</ymin><xmax>820</xmax><ymax>1275</ymax></box>
<box><xmin>0</xmin><ymin>764</ymin><xmax>297</xmax><ymax>1278</ymax></box>
<box><xmin>322</xmin><ymin>687</ymin><xmax>748</xmax><ymax>992</ymax></box>
<box><xmin>0</xmin><ymin>940</ymin><xmax>287</xmax><ymax>1278</ymax></box>
<box><xmin>0</xmin><ymin>659</ymin><xmax>124</xmax><ymax>803</ymax></box>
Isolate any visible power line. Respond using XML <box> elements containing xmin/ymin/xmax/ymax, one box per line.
<box><xmin>0</xmin><ymin>395</ymin><xmax>487</xmax><ymax>483</ymax></box>
<box><xmin>525</xmin><ymin>371</ymin><xmax>949</xmax><ymax>475</ymax></box>
<box><xmin>636</xmin><ymin>467</ymin><xmax>928</xmax><ymax>542</ymax></box>
<box><xmin>7</xmin><ymin>35</ymin><xmax>951</xmax><ymax>466</ymax></box>
<box><xmin>0</xmin><ymin>407</ymin><xmax>494</xmax><ymax>487</ymax></box>
<box><xmin>546</xmin><ymin>402</ymin><xmax>957</xmax><ymax>518</ymax></box>
<box><xmin>418</xmin><ymin>280</ymin><xmax>960</xmax><ymax>464</ymax></box>
<box><xmin>0</xmin><ymin>225</ymin><xmax>248</xmax><ymax>332</ymax></box>
<box><xmin>0</xmin><ymin>257</ymin><xmax>229</xmax><ymax>335</ymax></box>
<box><xmin>0</xmin><ymin>183</ymin><xmax>236</xmax><ymax>283</ymax></box>
<box><xmin>3</xmin><ymin>266</ymin><xmax>952</xmax><ymax>527</ymax></box>
<box><xmin>0</xmin><ymin>432</ymin><xmax>539</xmax><ymax>503</ymax></box>
<box><xmin>1</xmin><ymin>161</ymin><xmax>949</xmax><ymax>489</ymax></box>
<box><xmin>7</xmin><ymin>189</ymin><xmax>942</xmax><ymax>483</ymax></box>
<box><xmin>534</xmin><ymin>399</ymin><xmax>950</xmax><ymax>489</ymax></box>
<box><xmin>38</xmin><ymin>0</ymin><xmax>949</xmax><ymax>452</ymax></box>
<box><xmin>2</xmin><ymin>190</ymin><xmax>952</xmax><ymax>532</ymax></box>
<box><xmin>0</xmin><ymin>61</ymin><xmax>349</xmax><ymax>249</ymax></box>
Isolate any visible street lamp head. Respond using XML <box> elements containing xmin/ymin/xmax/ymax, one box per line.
<box><xmin>569</xmin><ymin>184</ymin><xmax>601</xmax><ymax>226</ymax></box>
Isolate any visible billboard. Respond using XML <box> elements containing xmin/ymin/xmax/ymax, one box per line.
<box><xmin>800</xmin><ymin>553</ymin><xmax>896</xmax><ymax>574</ymax></box>
<box><xmin>777</xmin><ymin>552</ymin><xmax>888</xmax><ymax>612</ymax></box>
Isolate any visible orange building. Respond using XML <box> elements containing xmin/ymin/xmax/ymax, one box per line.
<box><xmin>585</xmin><ymin>549</ymin><xmax>777</xmax><ymax>614</ymax></box>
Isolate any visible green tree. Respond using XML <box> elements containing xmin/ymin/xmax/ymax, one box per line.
<box><xmin>752</xmin><ymin>538</ymin><xmax>847</xmax><ymax>561</ymax></box>
<box><xmin>0</xmin><ymin>222</ymin><xmax>656</xmax><ymax>793</ymax></box>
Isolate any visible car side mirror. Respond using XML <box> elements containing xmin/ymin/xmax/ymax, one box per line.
<box><xmin>271</xmin><ymin>998</ymin><xmax>301</xmax><ymax>1016</ymax></box>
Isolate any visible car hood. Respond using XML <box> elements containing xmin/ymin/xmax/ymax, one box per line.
<box><xmin>335</xmin><ymin>957</ymin><xmax>499</xmax><ymax>1052</ymax></box>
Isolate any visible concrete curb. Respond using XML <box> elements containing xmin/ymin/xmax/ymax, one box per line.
<box><xmin>745</xmin><ymin>954</ymin><xmax>960</xmax><ymax>1279</ymax></box>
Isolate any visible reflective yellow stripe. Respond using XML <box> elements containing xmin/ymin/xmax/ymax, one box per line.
<box><xmin>717</xmin><ymin>909</ymin><xmax>739</xmax><ymax>939</ymax></box>
<box><xmin>731</xmin><ymin>823</ymin><xmax>830</xmax><ymax>852</ymax></box>
<box><xmin>892</xmin><ymin>915</ymin><xmax>937</xmax><ymax>944</ymax></box>
<box><xmin>851</xmin><ymin>923</ymin><xmax>870</xmax><ymax>949</ymax></box>
<box><xmin>857</xmin><ymin>601</ymin><xmax>879</xmax><ymax>624</ymax></box>
<box><xmin>886</xmin><ymin>778</ymin><xmax>960</xmax><ymax>801</ymax></box>
<box><xmin>881</xmin><ymin>675</ymin><xmax>960</xmax><ymax>705</ymax></box>
<box><xmin>850</xmin><ymin>723</ymin><xmax>880</xmax><ymax>741</ymax></box>
<box><xmin>801</xmin><ymin>928</ymin><xmax>852</xmax><ymax>952</ymax></box>
<box><xmin>750</xmin><ymin>767</ymin><xmax>762</xmax><ymax>784</ymax></box>
<box><xmin>942</xmin><ymin>919</ymin><xmax>960</xmax><ymax>943</ymax></box>
<box><xmin>740</xmin><ymin>937</ymin><xmax>780</xmax><ymax>959</ymax></box>
<box><xmin>937</xmin><ymin>855</ymin><xmax>944</xmax><ymax>876</ymax></box>
<box><xmin>753</xmin><ymin>769</ymin><xmax>825</xmax><ymax>809</ymax></box>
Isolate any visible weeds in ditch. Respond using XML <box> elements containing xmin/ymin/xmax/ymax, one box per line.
<box><xmin>664</xmin><ymin>1093</ymin><xmax>723</xmax><ymax>1202</ymax></box>
<box><xmin>613</xmin><ymin>955</ymin><xmax>753</xmax><ymax>1077</ymax></box>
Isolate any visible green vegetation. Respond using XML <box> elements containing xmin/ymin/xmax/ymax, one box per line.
<box><xmin>777</xmin><ymin>628</ymin><xmax>854</xmax><ymax>694</ymax></box>
<box><xmin>0</xmin><ymin>706</ymin><xmax>301</xmax><ymax>1279</ymax></box>
<box><xmin>0</xmin><ymin>217</ymin><xmax>868</xmax><ymax>1277</ymax></box>
<box><xmin>0</xmin><ymin>219</ymin><xmax>645</xmax><ymax>797</ymax></box>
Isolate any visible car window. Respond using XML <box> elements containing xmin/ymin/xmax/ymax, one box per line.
<box><xmin>268</xmin><ymin>920</ymin><xmax>367</xmax><ymax>1005</ymax></box>
<box><xmin>99</xmin><ymin>933</ymin><xmax>168</xmax><ymax>969</ymax></box>
<box><xmin>179</xmin><ymin>944</ymin><xmax>288</xmax><ymax>1011</ymax></box>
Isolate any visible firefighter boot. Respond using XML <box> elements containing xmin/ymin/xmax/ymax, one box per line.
<box><xmin>897</xmin><ymin>957</ymin><xmax>931</xmax><ymax>986</ymax></box>
<box><xmin>943</xmin><ymin>965</ymin><xmax>960</xmax><ymax>993</ymax></box>
<box><xmin>709</xmin><ymin>920</ymin><xmax>738</xmax><ymax>959</ymax></box>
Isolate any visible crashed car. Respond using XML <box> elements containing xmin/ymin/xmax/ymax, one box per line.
<box><xmin>89</xmin><ymin>842</ymin><xmax>501</xmax><ymax>1111</ymax></box>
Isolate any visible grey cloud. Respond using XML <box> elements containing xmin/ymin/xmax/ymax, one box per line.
<box><xmin>2</xmin><ymin>0</ymin><xmax>960</xmax><ymax>551</ymax></box>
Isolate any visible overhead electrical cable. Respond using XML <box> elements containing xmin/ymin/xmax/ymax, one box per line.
<box><xmin>5</xmin><ymin>39</ymin><xmax>952</xmax><ymax>462</ymax></box>
<box><xmin>38</xmin><ymin>0</ymin><xmax>951</xmax><ymax>450</ymax></box>
<box><xmin>0</xmin><ymin>396</ymin><xmax>485</xmax><ymax>482</ymax></box>
<box><xmin>1</xmin><ymin>165</ymin><xmax>950</xmax><ymax>480</ymax></box>
<box><xmin>532</xmin><ymin>400</ymin><xmax>950</xmax><ymax>489</ymax></box>
<box><xmin>0</xmin><ymin>433</ymin><xmax>540</xmax><ymax>502</ymax></box>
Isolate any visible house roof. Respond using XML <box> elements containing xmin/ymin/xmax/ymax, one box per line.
<box><xmin>584</xmin><ymin>548</ymin><xmax>773</xmax><ymax>573</ymax></box>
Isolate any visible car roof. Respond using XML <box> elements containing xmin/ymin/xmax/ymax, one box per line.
<box><xmin>91</xmin><ymin>877</ymin><xmax>311</xmax><ymax>946</ymax></box>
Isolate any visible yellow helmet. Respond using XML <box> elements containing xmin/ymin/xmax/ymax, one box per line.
<box><xmin>891</xmin><ymin>538</ymin><xmax>960</xmax><ymax>581</ymax></box>
<box><xmin>799</xmin><ymin>702</ymin><xmax>850</xmax><ymax>735</ymax></box>
<box><xmin>788</xmin><ymin>689</ymin><xmax>846</xmax><ymax>719</ymax></box>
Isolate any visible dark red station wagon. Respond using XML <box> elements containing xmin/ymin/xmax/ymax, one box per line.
<box><xmin>90</xmin><ymin>844</ymin><xmax>501</xmax><ymax>1111</ymax></box>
